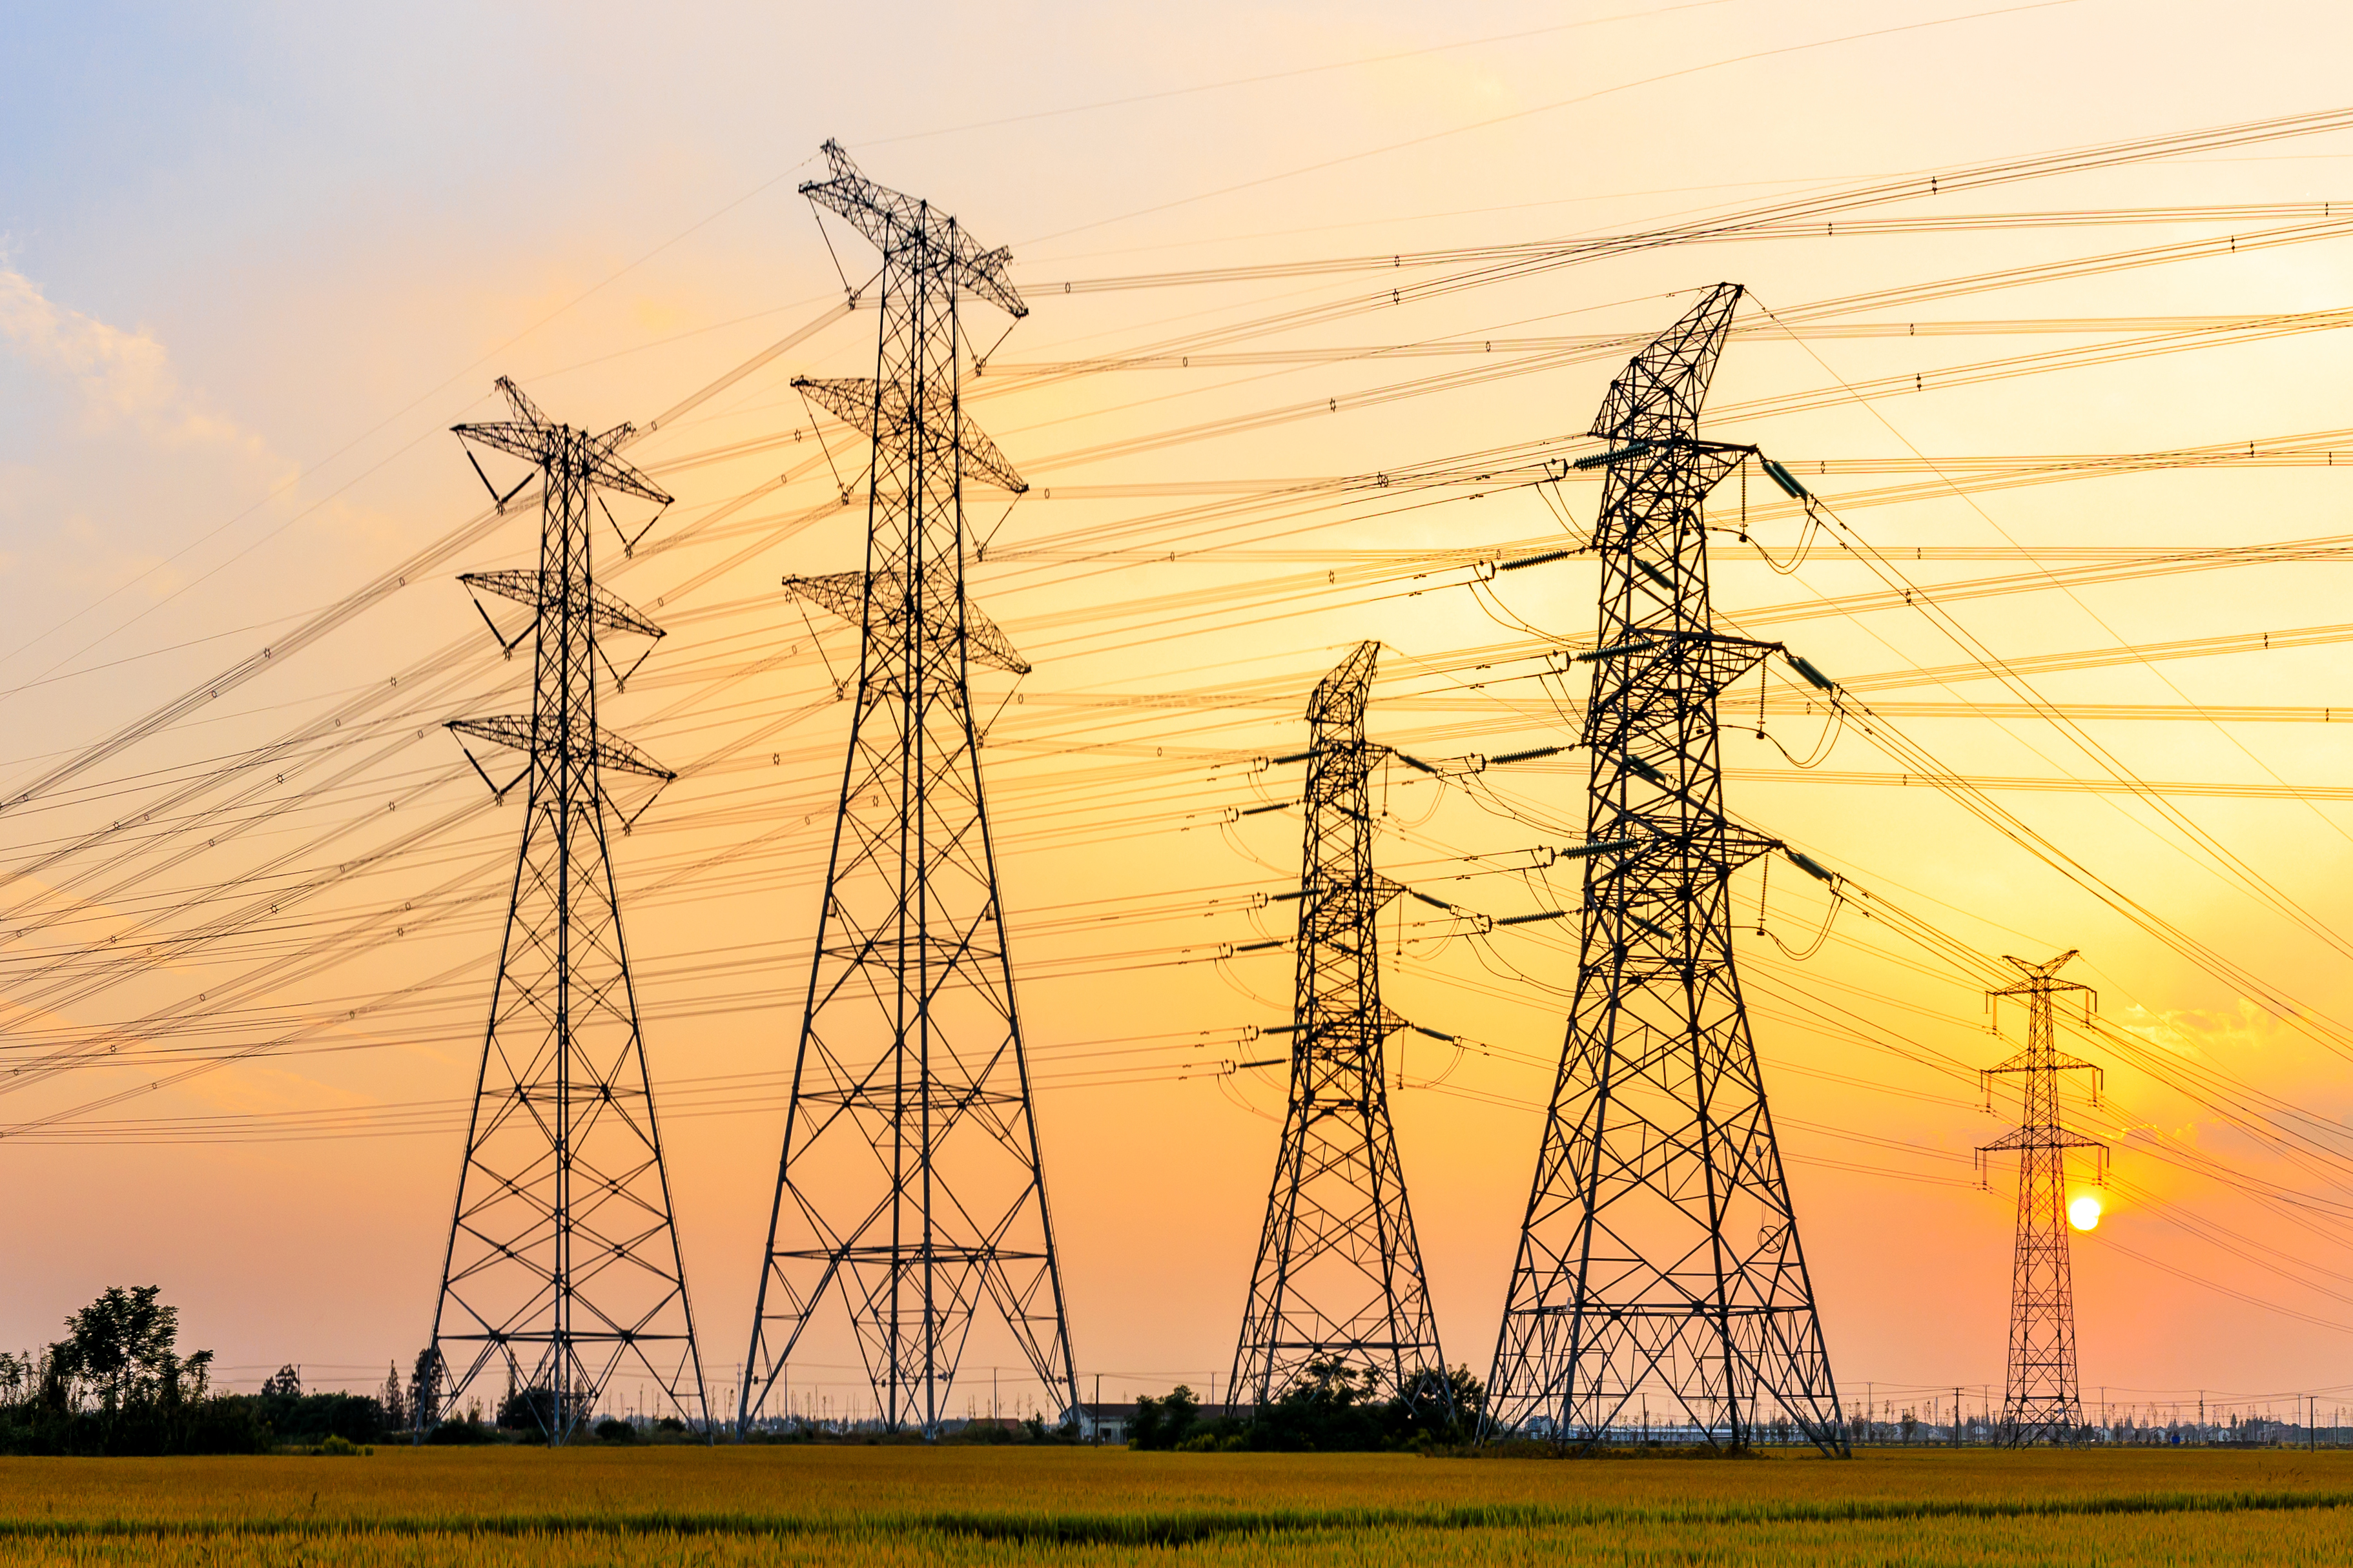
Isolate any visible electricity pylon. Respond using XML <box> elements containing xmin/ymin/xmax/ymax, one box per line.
<box><xmin>1231</xmin><ymin>642</ymin><xmax>1448</xmax><ymax>1414</ymax></box>
<box><xmin>741</xmin><ymin>143</ymin><xmax>1078</xmax><ymax>1436</ymax></box>
<box><xmin>426</xmin><ymin>378</ymin><xmax>708</xmax><ymax>1443</ymax></box>
<box><xmin>1978</xmin><ymin>950</ymin><xmax>2104</xmax><ymax>1444</ymax></box>
<box><xmin>1484</xmin><ymin>284</ymin><xmax>1847</xmax><ymax>1453</ymax></box>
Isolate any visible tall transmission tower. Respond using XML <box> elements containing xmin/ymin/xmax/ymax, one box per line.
<box><xmin>1978</xmin><ymin>950</ymin><xmax>2104</xmax><ymax>1443</ymax></box>
<box><xmin>425</xmin><ymin>377</ymin><xmax>708</xmax><ymax>1443</ymax></box>
<box><xmin>1231</xmin><ymin>642</ymin><xmax>1448</xmax><ymax>1412</ymax></box>
<box><xmin>741</xmin><ymin>143</ymin><xmax>1077</xmax><ymax>1436</ymax></box>
<box><xmin>1484</xmin><ymin>284</ymin><xmax>1847</xmax><ymax>1453</ymax></box>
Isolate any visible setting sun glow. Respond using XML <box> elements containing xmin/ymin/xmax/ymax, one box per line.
<box><xmin>2069</xmin><ymin>1194</ymin><xmax>2104</xmax><ymax>1232</ymax></box>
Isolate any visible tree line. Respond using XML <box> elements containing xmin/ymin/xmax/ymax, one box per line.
<box><xmin>1125</xmin><ymin>1358</ymin><xmax>1488</xmax><ymax>1452</ymax></box>
<box><xmin>0</xmin><ymin>1286</ymin><xmax>684</xmax><ymax>1454</ymax></box>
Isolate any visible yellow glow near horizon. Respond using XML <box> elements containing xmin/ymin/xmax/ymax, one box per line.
<box><xmin>2069</xmin><ymin>1194</ymin><xmax>2104</xmax><ymax>1232</ymax></box>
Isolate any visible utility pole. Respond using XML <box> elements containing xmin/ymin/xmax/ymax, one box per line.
<box><xmin>1483</xmin><ymin>284</ymin><xmax>1847</xmax><ymax>1454</ymax></box>
<box><xmin>1231</xmin><ymin>642</ymin><xmax>1449</xmax><ymax>1417</ymax></box>
<box><xmin>742</xmin><ymin>143</ymin><xmax>1079</xmax><ymax>1441</ymax></box>
<box><xmin>425</xmin><ymin>378</ymin><xmax>709</xmax><ymax>1446</ymax></box>
<box><xmin>1978</xmin><ymin>950</ymin><xmax>2104</xmax><ymax>1445</ymax></box>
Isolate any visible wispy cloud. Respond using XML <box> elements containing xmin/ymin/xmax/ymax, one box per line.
<box><xmin>0</xmin><ymin>261</ymin><xmax>258</xmax><ymax>451</ymax></box>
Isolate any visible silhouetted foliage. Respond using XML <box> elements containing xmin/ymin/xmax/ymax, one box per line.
<box><xmin>424</xmin><ymin>1416</ymin><xmax>499</xmax><ymax>1445</ymax></box>
<box><xmin>257</xmin><ymin>1387</ymin><xmax>387</xmax><ymax>1445</ymax></box>
<box><xmin>379</xmin><ymin>1361</ymin><xmax>409</xmax><ymax>1432</ymax></box>
<box><xmin>1129</xmin><ymin>1384</ymin><xmax>1202</xmax><ymax>1449</ymax></box>
<box><xmin>0</xmin><ymin>1286</ymin><xmax>265</xmax><ymax>1455</ymax></box>
<box><xmin>498</xmin><ymin>1383</ymin><xmax>591</xmax><ymax>1437</ymax></box>
<box><xmin>407</xmin><ymin>1347</ymin><xmax>445</xmax><ymax>1432</ymax></box>
<box><xmin>1130</xmin><ymin>1358</ymin><xmax>1486</xmax><ymax>1452</ymax></box>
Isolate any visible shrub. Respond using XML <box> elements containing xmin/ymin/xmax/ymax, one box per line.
<box><xmin>424</xmin><ymin>1418</ymin><xmax>498</xmax><ymax>1445</ymax></box>
<box><xmin>1130</xmin><ymin>1360</ymin><xmax>1487</xmax><ymax>1454</ymax></box>
<box><xmin>498</xmin><ymin>1385</ymin><xmax>590</xmax><ymax>1437</ymax></box>
<box><xmin>259</xmin><ymin>1390</ymin><xmax>387</xmax><ymax>1445</ymax></box>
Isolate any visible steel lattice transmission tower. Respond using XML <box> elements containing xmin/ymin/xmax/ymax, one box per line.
<box><xmin>1231</xmin><ymin>642</ymin><xmax>1448</xmax><ymax>1412</ymax></box>
<box><xmin>1483</xmin><ymin>285</ymin><xmax>1847</xmax><ymax>1453</ymax></box>
<box><xmin>426</xmin><ymin>377</ymin><xmax>709</xmax><ymax>1443</ymax></box>
<box><xmin>1978</xmin><ymin>951</ymin><xmax>2104</xmax><ymax>1444</ymax></box>
<box><xmin>741</xmin><ymin>143</ymin><xmax>1078</xmax><ymax>1435</ymax></box>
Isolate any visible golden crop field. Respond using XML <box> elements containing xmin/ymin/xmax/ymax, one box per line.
<box><xmin>0</xmin><ymin>1446</ymin><xmax>2348</xmax><ymax>1565</ymax></box>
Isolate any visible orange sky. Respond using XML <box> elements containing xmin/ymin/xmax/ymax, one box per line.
<box><xmin>5</xmin><ymin>0</ymin><xmax>2353</xmax><ymax>1425</ymax></box>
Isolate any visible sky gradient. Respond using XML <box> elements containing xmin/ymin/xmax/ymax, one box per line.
<box><xmin>4</xmin><ymin>0</ymin><xmax>2353</xmax><ymax>1427</ymax></box>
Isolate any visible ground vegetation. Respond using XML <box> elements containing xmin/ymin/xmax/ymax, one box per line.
<box><xmin>0</xmin><ymin>1446</ymin><xmax>2343</xmax><ymax>1563</ymax></box>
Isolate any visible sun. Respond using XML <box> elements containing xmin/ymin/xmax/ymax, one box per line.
<box><xmin>2068</xmin><ymin>1193</ymin><xmax>2103</xmax><ymax>1232</ymax></box>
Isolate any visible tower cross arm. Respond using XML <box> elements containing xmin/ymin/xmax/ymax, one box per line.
<box><xmin>800</xmin><ymin>141</ymin><xmax>1028</xmax><ymax>318</ymax></box>
<box><xmin>1977</xmin><ymin>1125</ymin><xmax>2107</xmax><ymax>1156</ymax></box>
<box><xmin>1982</xmin><ymin>1052</ymin><xmax>2102</xmax><ymax>1078</ymax></box>
<box><xmin>579</xmin><ymin>427</ymin><xmax>673</xmax><ymax>508</ymax></box>
<box><xmin>447</xmin><ymin>715</ymin><xmax>675</xmax><ymax>780</ymax></box>
<box><xmin>1583</xmin><ymin>436</ymin><xmax>1761</xmax><ymax>467</ymax></box>
<box><xmin>784</xmin><ymin>572</ymin><xmax>1031</xmax><ymax>675</ymax></box>
<box><xmin>450</xmin><ymin>422</ymin><xmax>672</xmax><ymax>509</ymax></box>
<box><xmin>1644</xmin><ymin>628</ymin><xmax>1790</xmax><ymax>693</ymax></box>
<box><xmin>460</xmin><ymin>570</ymin><xmax>664</xmax><ymax>640</ymax></box>
<box><xmin>793</xmin><ymin>377</ymin><xmax>1027</xmax><ymax>494</ymax></box>
<box><xmin>451</xmin><ymin>420</ymin><xmax>561</xmax><ymax>469</ymax></box>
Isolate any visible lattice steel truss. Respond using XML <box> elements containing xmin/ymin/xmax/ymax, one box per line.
<box><xmin>1978</xmin><ymin>951</ymin><xmax>2104</xmax><ymax>1444</ymax></box>
<box><xmin>1231</xmin><ymin>642</ymin><xmax>1448</xmax><ymax>1412</ymax></box>
<box><xmin>426</xmin><ymin>378</ymin><xmax>708</xmax><ymax>1443</ymax></box>
<box><xmin>741</xmin><ymin>143</ymin><xmax>1077</xmax><ymax>1436</ymax></box>
<box><xmin>1483</xmin><ymin>285</ymin><xmax>1847</xmax><ymax>1453</ymax></box>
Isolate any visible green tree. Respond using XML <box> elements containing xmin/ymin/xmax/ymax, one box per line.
<box><xmin>1129</xmin><ymin>1385</ymin><xmax>1200</xmax><ymax>1450</ymax></box>
<box><xmin>54</xmin><ymin>1286</ymin><xmax>210</xmax><ymax>1414</ymax></box>
<box><xmin>408</xmin><ymin>1347</ymin><xmax>445</xmax><ymax>1432</ymax></box>
<box><xmin>0</xmin><ymin>1286</ymin><xmax>259</xmax><ymax>1456</ymax></box>
<box><xmin>380</xmin><ymin>1362</ymin><xmax>409</xmax><ymax>1432</ymax></box>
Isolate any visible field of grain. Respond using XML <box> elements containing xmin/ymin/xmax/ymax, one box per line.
<box><xmin>1</xmin><ymin>1445</ymin><xmax>2347</xmax><ymax>1563</ymax></box>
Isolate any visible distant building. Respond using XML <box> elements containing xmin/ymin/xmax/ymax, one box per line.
<box><xmin>1074</xmin><ymin>1400</ymin><xmax>1255</xmax><ymax>1443</ymax></box>
<box><xmin>1074</xmin><ymin>1402</ymin><xmax>1138</xmax><ymax>1443</ymax></box>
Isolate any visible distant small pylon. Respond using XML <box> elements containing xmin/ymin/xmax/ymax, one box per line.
<box><xmin>1978</xmin><ymin>950</ymin><xmax>2106</xmax><ymax>1444</ymax></box>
